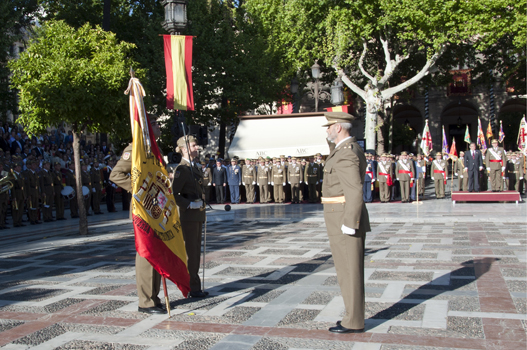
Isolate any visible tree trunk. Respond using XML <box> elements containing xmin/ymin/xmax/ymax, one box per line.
<box><xmin>365</xmin><ymin>108</ymin><xmax>377</xmax><ymax>151</ymax></box>
<box><xmin>376</xmin><ymin>113</ymin><xmax>385</xmax><ymax>156</ymax></box>
<box><xmin>73</xmin><ymin>131</ymin><xmax>88</xmax><ymax>235</ymax></box>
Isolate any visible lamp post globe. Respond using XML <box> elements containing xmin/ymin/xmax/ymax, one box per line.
<box><xmin>162</xmin><ymin>0</ymin><xmax>188</xmax><ymax>35</ymax></box>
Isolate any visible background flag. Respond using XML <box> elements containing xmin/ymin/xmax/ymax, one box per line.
<box><xmin>442</xmin><ymin>126</ymin><xmax>449</xmax><ymax>154</ymax></box>
<box><xmin>486</xmin><ymin>121</ymin><xmax>493</xmax><ymax>140</ymax></box>
<box><xmin>518</xmin><ymin>117</ymin><xmax>527</xmax><ymax>153</ymax></box>
<box><xmin>164</xmin><ymin>35</ymin><xmax>194</xmax><ymax>111</ymax></box>
<box><xmin>499</xmin><ymin>120</ymin><xmax>505</xmax><ymax>143</ymax></box>
<box><xmin>449</xmin><ymin>137</ymin><xmax>458</xmax><ymax>157</ymax></box>
<box><xmin>127</xmin><ymin>77</ymin><xmax>190</xmax><ymax>297</ymax></box>
<box><xmin>477</xmin><ymin>118</ymin><xmax>487</xmax><ymax>151</ymax></box>
<box><xmin>464</xmin><ymin>125</ymin><xmax>471</xmax><ymax>144</ymax></box>
<box><xmin>420</xmin><ymin>120</ymin><xmax>433</xmax><ymax>156</ymax></box>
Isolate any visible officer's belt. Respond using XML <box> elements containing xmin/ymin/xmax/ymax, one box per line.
<box><xmin>307</xmin><ymin>175</ymin><xmax>318</xmax><ymax>177</ymax></box>
<box><xmin>508</xmin><ymin>171</ymin><xmax>519</xmax><ymax>173</ymax></box>
<box><xmin>321</xmin><ymin>196</ymin><xmax>345</xmax><ymax>204</ymax></box>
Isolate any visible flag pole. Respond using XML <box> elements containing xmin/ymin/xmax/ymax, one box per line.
<box><xmin>162</xmin><ymin>277</ymin><xmax>171</xmax><ymax>316</ymax></box>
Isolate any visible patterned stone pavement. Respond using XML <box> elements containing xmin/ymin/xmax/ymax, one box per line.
<box><xmin>0</xmin><ymin>200</ymin><xmax>525</xmax><ymax>350</ymax></box>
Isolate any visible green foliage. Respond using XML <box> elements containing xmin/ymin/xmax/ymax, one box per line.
<box><xmin>392</xmin><ymin>122</ymin><xmax>416</xmax><ymax>152</ymax></box>
<box><xmin>8</xmin><ymin>20</ymin><xmax>137</xmax><ymax>135</ymax></box>
<box><xmin>0</xmin><ymin>0</ymin><xmax>39</xmax><ymax>121</ymax></box>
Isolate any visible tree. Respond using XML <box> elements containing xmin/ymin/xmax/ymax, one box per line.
<box><xmin>0</xmin><ymin>0</ymin><xmax>39</xmax><ymax>121</ymax></box>
<box><xmin>245</xmin><ymin>0</ymin><xmax>525</xmax><ymax>152</ymax></box>
<box><xmin>9</xmin><ymin>20</ymin><xmax>138</xmax><ymax>235</ymax></box>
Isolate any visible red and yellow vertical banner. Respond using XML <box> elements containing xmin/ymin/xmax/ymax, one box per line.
<box><xmin>128</xmin><ymin>77</ymin><xmax>190</xmax><ymax>297</ymax></box>
<box><xmin>164</xmin><ymin>35</ymin><xmax>194</xmax><ymax>111</ymax></box>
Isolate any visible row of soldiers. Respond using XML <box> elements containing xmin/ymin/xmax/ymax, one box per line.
<box><xmin>199</xmin><ymin>154</ymin><xmax>326</xmax><ymax>205</ymax></box>
<box><xmin>0</xmin><ymin>158</ymin><xmax>120</xmax><ymax>230</ymax></box>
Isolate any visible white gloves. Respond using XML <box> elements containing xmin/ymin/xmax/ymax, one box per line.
<box><xmin>397</xmin><ymin>178</ymin><xmax>400</xmax><ymax>181</ymax></box>
<box><xmin>268</xmin><ymin>182</ymin><xmax>270</xmax><ymax>185</ymax></box>
<box><xmin>341</xmin><ymin>224</ymin><xmax>356</xmax><ymax>235</ymax></box>
<box><xmin>455</xmin><ymin>173</ymin><xmax>458</xmax><ymax>176</ymax></box>
<box><xmin>283</xmin><ymin>182</ymin><xmax>286</xmax><ymax>186</ymax></box>
<box><xmin>299</xmin><ymin>181</ymin><xmax>302</xmax><ymax>184</ymax></box>
<box><xmin>486</xmin><ymin>168</ymin><xmax>490</xmax><ymax>172</ymax></box>
<box><xmin>208</xmin><ymin>183</ymin><xmax>211</xmax><ymax>186</ymax></box>
<box><xmin>421</xmin><ymin>166</ymin><xmax>425</xmax><ymax>172</ymax></box>
<box><xmin>252</xmin><ymin>181</ymin><xmax>256</xmax><ymax>185</ymax></box>
<box><xmin>271</xmin><ymin>182</ymin><xmax>274</xmax><ymax>185</ymax></box>
<box><xmin>502</xmin><ymin>167</ymin><xmax>506</xmax><ymax>172</ymax></box>
<box><xmin>188</xmin><ymin>201</ymin><xmax>203</xmax><ymax>209</ymax></box>
<box><xmin>478</xmin><ymin>166</ymin><xmax>483</xmax><ymax>171</ymax></box>
<box><xmin>520</xmin><ymin>177</ymin><xmax>524</xmax><ymax>180</ymax></box>
<box><xmin>288</xmin><ymin>181</ymin><xmax>291</xmax><ymax>184</ymax></box>
<box><xmin>242</xmin><ymin>182</ymin><xmax>245</xmax><ymax>185</ymax></box>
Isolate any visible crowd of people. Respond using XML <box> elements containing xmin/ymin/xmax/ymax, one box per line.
<box><xmin>0</xmin><ymin>122</ymin><xmax>125</xmax><ymax>229</ymax></box>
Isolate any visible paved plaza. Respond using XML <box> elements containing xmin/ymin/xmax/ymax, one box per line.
<box><xmin>0</xmin><ymin>196</ymin><xmax>526</xmax><ymax>349</ymax></box>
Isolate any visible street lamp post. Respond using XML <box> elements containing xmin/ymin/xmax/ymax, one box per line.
<box><xmin>162</xmin><ymin>0</ymin><xmax>188</xmax><ymax>35</ymax></box>
<box><xmin>310</xmin><ymin>61</ymin><xmax>343</xmax><ymax>112</ymax></box>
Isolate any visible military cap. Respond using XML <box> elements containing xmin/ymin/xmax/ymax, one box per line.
<box><xmin>216</xmin><ymin>158</ymin><xmax>223</xmax><ymax>162</ymax></box>
<box><xmin>42</xmin><ymin>160</ymin><xmax>50</xmax><ymax>165</ymax></box>
<box><xmin>272</xmin><ymin>157</ymin><xmax>278</xmax><ymax>161</ymax></box>
<box><xmin>491</xmin><ymin>139</ymin><xmax>498</xmax><ymax>143</ymax></box>
<box><xmin>321</xmin><ymin>112</ymin><xmax>355</xmax><ymax>127</ymax></box>
<box><xmin>435</xmin><ymin>152</ymin><xmax>442</xmax><ymax>156</ymax></box>
<box><xmin>315</xmin><ymin>153</ymin><xmax>322</xmax><ymax>157</ymax></box>
<box><xmin>54</xmin><ymin>161</ymin><xmax>61</xmax><ymax>166</ymax></box>
<box><xmin>279</xmin><ymin>155</ymin><xmax>286</xmax><ymax>158</ymax></box>
<box><xmin>301</xmin><ymin>158</ymin><xmax>307</xmax><ymax>162</ymax></box>
<box><xmin>291</xmin><ymin>156</ymin><xmax>297</xmax><ymax>161</ymax></box>
<box><xmin>230</xmin><ymin>158</ymin><xmax>237</xmax><ymax>162</ymax></box>
<box><xmin>400</xmin><ymin>151</ymin><xmax>408</xmax><ymax>156</ymax></box>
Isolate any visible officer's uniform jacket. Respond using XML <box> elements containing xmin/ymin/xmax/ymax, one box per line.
<box><xmin>506</xmin><ymin>159</ymin><xmax>523</xmax><ymax>179</ymax></box>
<box><xmin>24</xmin><ymin>169</ymin><xmax>40</xmax><ymax>208</ymax></box>
<box><xmin>365</xmin><ymin>160</ymin><xmax>376</xmax><ymax>182</ymax></box>
<box><xmin>12</xmin><ymin>170</ymin><xmax>26</xmax><ymax>207</ymax></box>
<box><xmin>53</xmin><ymin>170</ymin><xmax>63</xmax><ymax>195</ymax></box>
<box><xmin>256</xmin><ymin>165</ymin><xmax>270</xmax><ymax>185</ymax></box>
<box><xmin>376</xmin><ymin>161</ymin><xmax>391</xmax><ymax>183</ymax></box>
<box><xmin>287</xmin><ymin>163</ymin><xmax>303</xmax><ymax>185</ymax></box>
<box><xmin>227</xmin><ymin>165</ymin><xmax>241</xmax><ymax>185</ymax></box>
<box><xmin>322</xmin><ymin>137</ymin><xmax>370</xmax><ymax>232</ymax></box>
<box><xmin>487</xmin><ymin>147</ymin><xmax>507</xmax><ymax>170</ymax></box>
<box><xmin>395</xmin><ymin>160</ymin><xmax>415</xmax><ymax>181</ymax></box>
<box><xmin>242</xmin><ymin>164</ymin><xmax>257</xmax><ymax>185</ymax></box>
<box><xmin>172</xmin><ymin>158</ymin><xmax>205</xmax><ymax>222</ymax></box>
<box><xmin>431</xmin><ymin>159</ymin><xmax>448</xmax><ymax>180</ymax></box>
<box><xmin>272</xmin><ymin>163</ymin><xmax>286</xmax><ymax>185</ymax></box>
<box><xmin>304</xmin><ymin>163</ymin><xmax>320</xmax><ymax>185</ymax></box>
<box><xmin>81</xmin><ymin>170</ymin><xmax>92</xmax><ymax>191</ymax></box>
<box><xmin>90</xmin><ymin>167</ymin><xmax>103</xmax><ymax>191</ymax></box>
<box><xmin>38</xmin><ymin>169</ymin><xmax>54</xmax><ymax>206</ymax></box>
<box><xmin>202</xmin><ymin>166</ymin><xmax>212</xmax><ymax>186</ymax></box>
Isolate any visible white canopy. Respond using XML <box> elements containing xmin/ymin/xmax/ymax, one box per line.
<box><xmin>227</xmin><ymin>113</ymin><xmax>331</xmax><ymax>159</ymax></box>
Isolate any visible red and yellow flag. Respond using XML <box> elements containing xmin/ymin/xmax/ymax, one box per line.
<box><xmin>128</xmin><ymin>77</ymin><xmax>190</xmax><ymax>297</ymax></box>
<box><xmin>326</xmin><ymin>105</ymin><xmax>351</xmax><ymax>113</ymax></box>
<box><xmin>486</xmin><ymin>121</ymin><xmax>493</xmax><ymax>140</ymax></box>
<box><xmin>164</xmin><ymin>35</ymin><xmax>194</xmax><ymax>111</ymax></box>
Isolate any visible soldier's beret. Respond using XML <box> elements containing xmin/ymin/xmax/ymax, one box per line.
<box><xmin>266</xmin><ymin>156</ymin><xmax>271</xmax><ymax>160</ymax></box>
<box><xmin>321</xmin><ymin>112</ymin><xmax>355</xmax><ymax>127</ymax></box>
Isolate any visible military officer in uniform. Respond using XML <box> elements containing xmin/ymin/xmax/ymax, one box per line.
<box><xmin>257</xmin><ymin>157</ymin><xmax>270</xmax><ymax>203</ymax></box>
<box><xmin>12</xmin><ymin>162</ymin><xmax>26</xmax><ymax>227</ymax></box>
<box><xmin>416</xmin><ymin>154</ymin><xmax>426</xmax><ymax>198</ymax></box>
<box><xmin>65</xmin><ymin>162</ymin><xmax>79</xmax><ymax>218</ymax></box>
<box><xmin>53</xmin><ymin>162</ymin><xmax>66</xmax><ymax>220</ymax></box>
<box><xmin>395</xmin><ymin>151</ymin><xmax>415</xmax><ymax>203</ymax></box>
<box><xmin>227</xmin><ymin>158</ymin><xmax>241</xmax><ymax>204</ymax></box>
<box><xmin>506</xmin><ymin>152</ymin><xmax>523</xmax><ymax>192</ymax></box>
<box><xmin>90</xmin><ymin>160</ymin><xmax>104</xmax><ymax>214</ymax></box>
<box><xmin>172</xmin><ymin>135</ymin><xmax>208</xmax><ymax>298</ymax></box>
<box><xmin>431</xmin><ymin>151</ymin><xmax>448</xmax><ymax>198</ymax></box>
<box><xmin>321</xmin><ymin>112</ymin><xmax>370</xmax><ymax>333</ymax></box>
<box><xmin>104</xmin><ymin>159</ymin><xmax>117</xmax><ymax>212</ymax></box>
<box><xmin>305</xmin><ymin>156</ymin><xmax>320</xmax><ymax>203</ymax></box>
<box><xmin>39</xmin><ymin>160</ymin><xmax>54</xmax><ymax>222</ymax></box>
<box><xmin>376</xmin><ymin>153</ymin><xmax>391</xmax><ymax>203</ymax></box>
<box><xmin>453</xmin><ymin>152</ymin><xmax>467</xmax><ymax>191</ymax></box>
<box><xmin>201</xmin><ymin>161</ymin><xmax>212</xmax><ymax>204</ymax></box>
<box><xmin>242</xmin><ymin>158</ymin><xmax>257</xmax><ymax>203</ymax></box>
<box><xmin>363</xmin><ymin>153</ymin><xmax>376</xmax><ymax>203</ymax></box>
<box><xmin>25</xmin><ymin>160</ymin><xmax>41</xmax><ymax>224</ymax></box>
<box><xmin>110</xmin><ymin>117</ymin><xmax>166</xmax><ymax>314</ymax></box>
<box><xmin>487</xmin><ymin>139</ymin><xmax>507</xmax><ymax>191</ymax></box>
<box><xmin>287</xmin><ymin>157</ymin><xmax>303</xmax><ymax>203</ymax></box>
<box><xmin>272</xmin><ymin>157</ymin><xmax>286</xmax><ymax>203</ymax></box>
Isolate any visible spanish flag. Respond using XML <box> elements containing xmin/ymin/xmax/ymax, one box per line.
<box><xmin>127</xmin><ymin>77</ymin><xmax>190</xmax><ymax>297</ymax></box>
<box><xmin>325</xmin><ymin>105</ymin><xmax>350</xmax><ymax>113</ymax></box>
<box><xmin>164</xmin><ymin>35</ymin><xmax>194</xmax><ymax>111</ymax></box>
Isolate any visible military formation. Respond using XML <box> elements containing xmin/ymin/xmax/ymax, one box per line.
<box><xmin>0</xmin><ymin>157</ymin><xmax>121</xmax><ymax>229</ymax></box>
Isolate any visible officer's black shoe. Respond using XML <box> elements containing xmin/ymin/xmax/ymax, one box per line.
<box><xmin>57</xmin><ymin>217</ymin><xmax>67</xmax><ymax>220</ymax></box>
<box><xmin>188</xmin><ymin>290</ymin><xmax>209</xmax><ymax>298</ymax></box>
<box><xmin>72</xmin><ymin>215</ymin><xmax>79</xmax><ymax>218</ymax></box>
<box><xmin>138</xmin><ymin>306</ymin><xmax>167</xmax><ymax>314</ymax></box>
<box><xmin>329</xmin><ymin>321</ymin><xmax>364</xmax><ymax>334</ymax></box>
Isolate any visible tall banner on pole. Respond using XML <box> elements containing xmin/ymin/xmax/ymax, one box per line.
<box><xmin>442</xmin><ymin>126</ymin><xmax>449</xmax><ymax>154</ymax></box>
<box><xmin>127</xmin><ymin>77</ymin><xmax>190</xmax><ymax>297</ymax></box>
<box><xmin>477</xmin><ymin>118</ymin><xmax>487</xmax><ymax>151</ymax></box>
<box><xmin>420</xmin><ymin>120</ymin><xmax>433</xmax><ymax>156</ymax></box>
<box><xmin>518</xmin><ymin>117</ymin><xmax>527</xmax><ymax>153</ymax></box>
<box><xmin>499</xmin><ymin>120</ymin><xmax>506</xmax><ymax>143</ymax></box>
<box><xmin>164</xmin><ymin>35</ymin><xmax>194</xmax><ymax>111</ymax></box>
<box><xmin>464</xmin><ymin>125</ymin><xmax>471</xmax><ymax>144</ymax></box>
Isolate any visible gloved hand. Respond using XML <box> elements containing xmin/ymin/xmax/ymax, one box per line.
<box><xmin>92</xmin><ymin>188</ymin><xmax>96</xmax><ymax>193</ymax></box>
<box><xmin>268</xmin><ymin>182</ymin><xmax>270</xmax><ymax>185</ymax></box>
<box><xmin>520</xmin><ymin>177</ymin><xmax>524</xmax><ymax>180</ymax></box>
<box><xmin>208</xmin><ymin>183</ymin><xmax>211</xmax><ymax>186</ymax></box>
<box><xmin>502</xmin><ymin>166</ymin><xmax>506</xmax><ymax>172</ymax></box>
<box><xmin>288</xmin><ymin>181</ymin><xmax>291</xmax><ymax>184</ymax></box>
<box><xmin>252</xmin><ymin>181</ymin><xmax>256</xmax><ymax>185</ymax></box>
<box><xmin>188</xmin><ymin>200</ymin><xmax>203</xmax><ymax>209</ymax></box>
<box><xmin>486</xmin><ymin>168</ymin><xmax>490</xmax><ymax>172</ymax></box>
<box><xmin>396</xmin><ymin>178</ymin><xmax>399</xmax><ymax>181</ymax></box>
<box><xmin>341</xmin><ymin>224</ymin><xmax>356</xmax><ymax>236</ymax></box>
<box><xmin>316</xmin><ymin>181</ymin><xmax>319</xmax><ymax>185</ymax></box>
<box><xmin>271</xmin><ymin>182</ymin><xmax>274</xmax><ymax>185</ymax></box>
<box><xmin>242</xmin><ymin>182</ymin><xmax>245</xmax><ymax>185</ymax></box>
<box><xmin>283</xmin><ymin>182</ymin><xmax>286</xmax><ymax>186</ymax></box>
<box><xmin>320</xmin><ymin>179</ymin><xmax>323</xmax><ymax>183</ymax></box>
<box><xmin>455</xmin><ymin>173</ymin><xmax>458</xmax><ymax>176</ymax></box>
<box><xmin>299</xmin><ymin>181</ymin><xmax>302</xmax><ymax>184</ymax></box>
<box><xmin>112</xmin><ymin>184</ymin><xmax>117</xmax><ymax>189</ymax></box>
